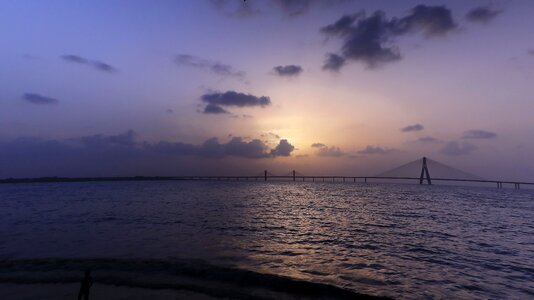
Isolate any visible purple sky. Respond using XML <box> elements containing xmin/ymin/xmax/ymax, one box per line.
<box><xmin>1</xmin><ymin>0</ymin><xmax>533</xmax><ymax>180</ymax></box>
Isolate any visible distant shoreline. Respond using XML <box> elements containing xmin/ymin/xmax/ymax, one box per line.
<box><xmin>0</xmin><ymin>176</ymin><xmax>181</xmax><ymax>184</ymax></box>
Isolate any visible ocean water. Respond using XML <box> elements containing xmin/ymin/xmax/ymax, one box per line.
<box><xmin>0</xmin><ymin>181</ymin><xmax>533</xmax><ymax>299</ymax></box>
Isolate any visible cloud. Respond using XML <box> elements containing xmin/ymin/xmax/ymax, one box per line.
<box><xmin>273</xmin><ymin>65</ymin><xmax>303</xmax><ymax>76</ymax></box>
<box><xmin>270</xmin><ymin>139</ymin><xmax>295</xmax><ymax>156</ymax></box>
<box><xmin>152</xmin><ymin>136</ymin><xmax>294</xmax><ymax>158</ymax></box>
<box><xmin>201</xmin><ymin>90</ymin><xmax>271</xmax><ymax>114</ymax></box>
<box><xmin>527</xmin><ymin>49</ymin><xmax>534</xmax><ymax>56</ymax></box>
<box><xmin>441</xmin><ymin>141</ymin><xmax>477</xmax><ymax>156</ymax></box>
<box><xmin>210</xmin><ymin>0</ymin><xmax>260</xmax><ymax>17</ymax></box>
<box><xmin>462</xmin><ymin>130</ymin><xmax>497</xmax><ymax>139</ymax></box>
<box><xmin>22</xmin><ymin>93</ymin><xmax>59</xmax><ymax>104</ymax></box>
<box><xmin>203</xmin><ymin>103</ymin><xmax>228</xmax><ymax>114</ymax></box>
<box><xmin>321</xmin><ymin>5</ymin><xmax>457</xmax><ymax>69</ymax></box>
<box><xmin>78</xmin><ymin>130</ymin><xmax>138</xmax><ymax>148</ymax></box>
<box><xmin>211</xmin><ymin>0</ymin><xmax>350</xmax><ymax>18</ymax></box>
<box><xmin>401</xmin><ymin>124</ymin><xmax>424</xmax><ymax>132</ymax></box>
<box><xmin>311</xmin><ymin>143</ymin><xmax>345</xmax><ymax>157</ymax></box>
<box><xmin>465</xmin><ymin>6</ymin><xmax>502</xmax><ymax>23</ymax></box>
<box><xmin>317</xmin><ymin>146</ymin><xmax>345</xmax><ymax>157</ymax></box>
<box><xmin>272</xmin><ymin>0</ymin><xmax>350</xmax><ymax>17</ymax></box>
<box><xmin>357</xmin><ymin>145</ymin><xmax>393</xmax><ymax>155</ymax></box>
<box><xmin>175</xmin><ymin>54</ymin><xmax>245</xmax><ymax>79</ymax></box>
<box><xmin>61</xmin><ymin>54</ymin><xmax>117</xmax><ymax>73</ymax></box>
<box><xmin>418</xmin><ymin>136</ymin><xmax>438</xmax><ymax>142</ymax></box>
<box><xmin>322</xmin><ymin>53</ymin><xmax>346</xmax><ymax>71</ymax></box>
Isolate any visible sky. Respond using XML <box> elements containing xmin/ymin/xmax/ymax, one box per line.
<box><xmin>1</xmin><ymin>0</ymin><xmax>534</xmax><ymax>180</ymax></box>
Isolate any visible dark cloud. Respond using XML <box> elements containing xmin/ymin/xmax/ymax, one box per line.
<box><xmin>203</xmin><ymin>103</ymin><xmax>228</xmax><ymax>114</ymax></box>
<box><xmin>466</xmin><ymin>6</ymin><xmax>502</xmax><ymax>23</ymax></box>
<box><xmin>270</xmin><ymin>139</ymin><xmax>295</xmax><ymax>156</ymax></box>
<box><xmin>0</xmin><ymin>132</ymin><xmax>299</xmax><ymax>177</ymax></box>
<box><xmin>201</xmin><ymin>91</ymin><xmax>271</xmax><ymax>114</ymax></box>
<box><xmin>22</xmin><ymin>93</ymin><xmax>59</xmax><ymax>105</ymax></box>
<box><xmin>321</xmin><ymin>5</ymin><xmax>457</xmax><ymax>69</ymax></box>
<box><xmin>61</xmin><ymin>54</ymin><xmax>117</xmax><ymax>73</ymax></box>
<box><xmin>322</xmin><ymin>53</ymin><xmax>346</xmax><ymax>71</ymax></box>
<box><xmin>151</xmin><ymin>136</ymin><xmax>294</xmax><ymax>158</ymax></box>
<box><xmin>357</xmin><ymin>145</ymin><xmax>393</xmax><ymax>155</ymax></box>
<box><xmin>462</xmin><ymin>130</ymin><xmax>497</xmax><ymax>139</ymax></box>
<box><xmin>401</xmin><ymin>124</ymin><xmax>424</xmax><ymax>132</ymax></box>
<box><xmin>418</xmin><ymin>136</ymin><xmax>438</xmax><ymax>142</ymax></box>
<box><xmin>441</xmin><ymin>141</ymin><xmax>477</xmax><ymax>156</ymax></box>
<box><xmin>78</xmin><ymin>130</ymin><xmax>138</xmax><ymax>148</ymax></box>
<box><xmin>273</xmin><ymin>65</ymin><xmax>303</xmax><ymax>76</ymax></box>
<box><xmin>311</xmin><ymin>143</ymin><xmax>325</xmax><ymax>148</ymax></box>
<box><xmin>527</xmin><ymin>49</ymin><xmax>534</xmax><ymax>56</ymax></box>
<box><xmin>175</xmin><ymin>54</ymin><xmax>245</xmax><ymax>79</ymax></box>
<box><xmin>166</xmin><ymin>109</ymin><xmax>174</xmax><ymax>114</ymax></box>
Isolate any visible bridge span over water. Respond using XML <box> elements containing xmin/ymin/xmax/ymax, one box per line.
<box><xmin>178</xmin><ymin>157</ymin><xmax>533</xmax><ymax>190</ymax></box>
<box><xmin>1</xmin><ymin>157</ymin><xmax>533</xmax><ymax>189</ymax></box>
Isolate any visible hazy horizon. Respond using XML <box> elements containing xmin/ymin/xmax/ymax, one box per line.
<box><xmin>1</xmin><ymin>0</ymin><xmax>533</xmax><ymax>180</ymax></box>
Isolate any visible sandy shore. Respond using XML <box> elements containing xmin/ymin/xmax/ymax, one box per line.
<box><xmin>0</xmin><ymin>283</ymin><xmax>220</xmax><ymax>300</ymax></box>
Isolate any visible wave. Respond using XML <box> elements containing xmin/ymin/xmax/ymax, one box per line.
<box><xmin>0</xmin><ymin>258</ymin><xmax>390</xmax><ymax>299</ymax></box>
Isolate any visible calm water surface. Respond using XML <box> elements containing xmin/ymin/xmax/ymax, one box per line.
<box><xmin>1</xmin><ymin>181</ymin><xmax>533</xmax><ymax>299</ymax></box>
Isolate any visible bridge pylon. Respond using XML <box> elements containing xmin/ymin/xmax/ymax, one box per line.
<box><xmin>420</xmin><ymin>157</ymin><xmax>432</xmax><ymax>185</ymax></box>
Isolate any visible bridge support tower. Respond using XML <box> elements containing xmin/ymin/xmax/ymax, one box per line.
<box><xmin>420</xmin><ymin>157</ymin><xmax>432</xmax><ymax>185</ymax></box>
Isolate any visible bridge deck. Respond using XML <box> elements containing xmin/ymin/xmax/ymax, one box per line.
<box><xmin>1</xmin><ymin>176</ymin><xmax>532</xmax><ymax>189</ymax></box>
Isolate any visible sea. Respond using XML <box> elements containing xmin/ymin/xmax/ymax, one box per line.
<box><xmin>0</xmin><ymin>181</ymin><xmax>533</xmax><ymax>299</ymax></box>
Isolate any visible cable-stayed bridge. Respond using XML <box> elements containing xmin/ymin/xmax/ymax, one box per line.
<box><xmin>172</xmin><ymin>157</ymin><xmax>532</xmax><ymax>189</ymax></box>
<box><xmin>1</xmin><ymin>157</ymin><xmax>533</xmax><ymax>189</ymax></box>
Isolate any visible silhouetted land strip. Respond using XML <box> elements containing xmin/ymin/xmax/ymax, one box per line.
<box><xmin>1</xmin><ymin>175</ymin><xmax>532</xmax><ymax>189</ymax></box>
<box><xmin>0</xmin><ymin>258</ymin><xmax>390</xmax><ymax>299</ymax></box>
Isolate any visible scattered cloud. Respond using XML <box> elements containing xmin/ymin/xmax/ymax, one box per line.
<box><xmin>209</xmin><ymin>0</ymin><xmax>260</xmax><ymax>17</ymax></box>
<box><xmin>322</xmin><ymin>53</ymin><xmax>346</xmax><ymax>71</ymax></box>
<box><xmin>0</xmin><ymin>131</ymin><xmax>300</xmax><ymax>177</ymax></box>
<box><xmin>311</xmin><ymin>143</ymin><xmax>345</xmax><ymax>157</ymax></box>
<box><xmin>201</xmin><ymin>90</ymin><xmax>271</xmax><ymax>114</ymax></box>
<box><xmin>272</xmin><ymin>0</ymin><xmax>350</xmax><ymax>17</ymax></box>
<box><xmin>317</xmin><ymin>146</ymin><xmax>345</xmax><ymax>157</ymax></box>
<box><xmin>321</xmin><ymin>5</ymin><xmax>457</xmax><ymax>70</ymax></box>
<box><xmin>401</xmin><ymin>124</ymin><xmax>424</xmax><ymax>132</ymax></box>
<box><xmin>175</xmin><ymin>54</ymin><xmax>245</xmax><ymax>79</ymax></box>
<box><xmin>211</xmin><ymin>0</ymin><xmax>351</xmax><ymax>18</ymax></box>
<box><xmin>357</xmin><ymin>145</ymin><xmax>393</xmax><ymax>155</ymax></box>
<box><xmin>273</xmin><ymin>65</ymin><xmax>303</xmax><ymax>76</ymax></box>
<box><xmin>22</xmin><ymin>93</ymin><xmax>59</xmax><ymax>105</ymax></box>
<box><xmin>152</xmin><ymin>136</ymin><xmax>294</xmax><ymax>158</ymax></box>
<box><xmin>261</xmin><ymin>132</ymin><xmax>281</xmax><ymax>139</ymax></box>
<box><xmin>462</xmin><ymin>129</ymin><xmax>497</xmax><ymax>139</ymax></box>
<box><xmin>465</xmin><ymin>6</ymin><xmax>502</xmax><ymax>23</ymax></box>
<box><xmin>270</xmin><ymin>139</ymin><xmax>295</xmax><ymax>156</ymax></box>
<box><xmin>417</xmin><ymin>136</ymin><xmax>438</xmax><ymax>143</ymax></box>
<box><xmin>203</xmin><ymin>103</ymin><xmax>229</xmax><ymax>114</ymax></box>
<box><xmin>61</xmin><ymin>54</ymin><xmax>117</xmax><ymax>73</ymax></box>
<box><xmin>441</xmin><ymin>141</ymin><xmax>477</xmax><ymax>156</ymax></box>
